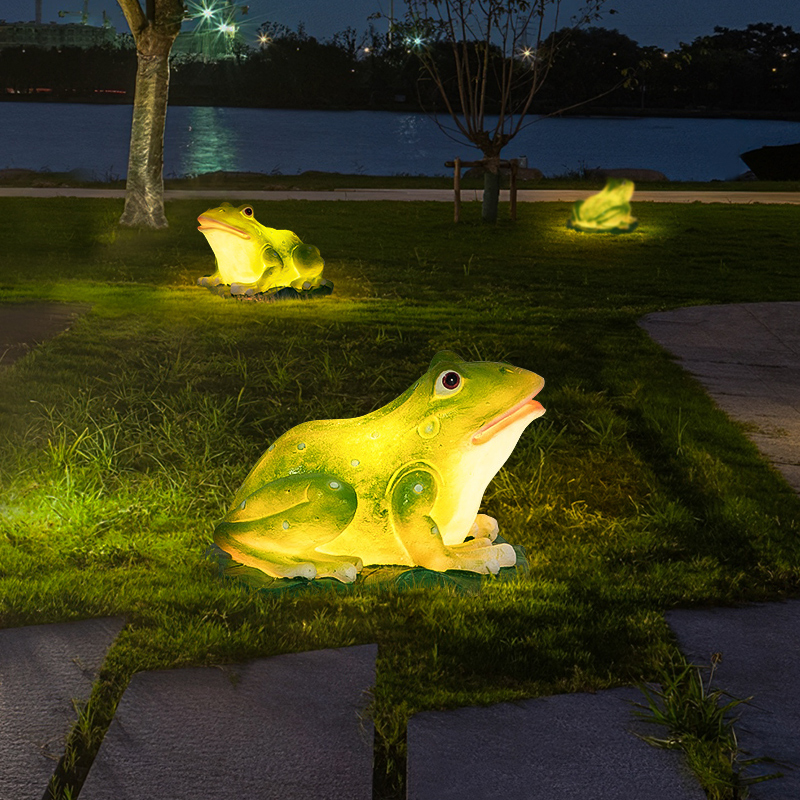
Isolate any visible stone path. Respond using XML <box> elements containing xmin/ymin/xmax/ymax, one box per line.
<box><xmin>668</xmin><ymin>602</ymin><xmax>800</xmax><ymax>799</ymax></box>
<box><xmin>79</xmin><ymin>644</ymin><xmax>377</xmax><ymax>800</ymax></box>
<box><xmin>0</xmin><ymin>302</ymin><xmax>91</xmax><ymax>367</ymax></box>
<box><xmin>640</xmin><ymin>302</ymin><xmax>800</xmax><ymax>494</ymax></box>
<box><xmin>2</xmin><ymin>187</ymin><xmax>800</xmax><ymax>204</ymax></box>
<box><xmin>0</xmin><ymin>617</ymin><xmax>124</xmax><ymax>800</ymax></box>
<box><xmin>407</xmin><ymin>687</ymin><xmax>705</xmax><ymax>800</ymax></box>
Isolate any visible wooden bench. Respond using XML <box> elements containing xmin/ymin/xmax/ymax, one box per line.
<box><xmin>445</xmin><ymin>158</ymin><xmax>520</xmax><ymax>222</ymax></box>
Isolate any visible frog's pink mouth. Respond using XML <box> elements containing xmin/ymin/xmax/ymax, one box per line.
<box><xmin>472</xmin><ymin>394</ymin><xmax>545</xmax><ymax>445</ymax></box>
<box><xmin>197</xmin><ymin>215</ymin><xmax>251</xmax><ymax>239</ymax></box>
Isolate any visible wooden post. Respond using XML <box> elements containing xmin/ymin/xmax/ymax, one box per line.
<box><xmin>453</xmin><ymin>157</ymin><xmax>461</xmax><ymax>223</ymax></box>
<box><xmin>510</xmin><ymin>160</ymin><xmax>518</xmax><ymax>222</ymax></box>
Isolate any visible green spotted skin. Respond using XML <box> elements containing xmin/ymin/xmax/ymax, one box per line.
<box><xmin>214</xmin><ymin>351</ymin><xmax>545</xmax><ymax>582</ymax></box>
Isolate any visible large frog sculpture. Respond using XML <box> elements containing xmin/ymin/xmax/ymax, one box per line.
<box><xmin>567</xmin><ymin>178</ymin><xmax>637</xmax><ymax>233</ymax></box>
<box><xmin>214</xmin><ymin>352</ymin><xmax>545</xmax><ymax>584</ymax></box>
<box><xmin>197</xmin><ymin>203</ymin><xmax>326</xmax><ymax>296</ymax></box>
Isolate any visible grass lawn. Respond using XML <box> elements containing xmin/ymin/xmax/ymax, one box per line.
<box><xmin>1</xmin><ymin>195</ymin><xmax>799</xmax><ymax>798</ymax></box>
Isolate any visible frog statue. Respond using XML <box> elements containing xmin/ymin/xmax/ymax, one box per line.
<box><xmin>214</xmin><ymin>352</ymin><xmax>546</xmax><ymax>584</ymax></box>
<box><xmin>567</xmin><ymin>178</ymin><xmax>637</xmax><ymax>233</ymax></box>
<box><xmin>197</xmin><ymin>203</ymin><xmax>327</xmax><ymax>297</ymax></box>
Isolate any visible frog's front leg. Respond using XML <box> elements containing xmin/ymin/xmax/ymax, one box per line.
<box><xmin>468</xmin><ymin>514</ymin><xmax>499</xmax><ymax>543</ymax></box>
<box><xmin>214</xmin><ymin>473</ymin><xmax>362</xmax><ymax>583</ymax></box>
<box><xmin>197</xmin><ymin>269</ymin><xmax>224</xmax><ymax>288</ymax></box>
<box><xmin>390</xmin><ymin>468</ymin><xmax>516</xmax><ymax>574</ymax></box>
<box><xmin>290</xmin><ymin>243</ymin><xmax>324</xmax><ymax>290</ymax></box>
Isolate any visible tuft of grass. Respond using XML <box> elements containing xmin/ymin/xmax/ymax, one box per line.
<box><xmin>634</xmin><ymin>653</ymin><xmax>782</xmax><ymax>799</ymax></box>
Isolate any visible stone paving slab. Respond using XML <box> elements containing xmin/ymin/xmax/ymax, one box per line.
<box><xmin>667</xmin><ymin>601</ymin><xmax>800</xmax><ymax>799</ymax></box>
<box><xmin>0</xmin><ymin>302</ymin><xmax>91</xmax><ymax>367</ymax></box>
<box><xmin>79</xmin><ymin>644</ymin><xmax>377</xmax><ymax>800</ymax></box>
<box><xmin>640</xmin><ymin>302</ymin><xmax>800</xmax><ymax>493</ymax></box>
<box><xmin>0</xmin><ymin>617</ymin><xmax>125</xmax><ymax>800</ymax></box>
<box><xmin>406</xmin><ymin>687</ymin><xmax>705</xmax><ymax>800</ymax></box>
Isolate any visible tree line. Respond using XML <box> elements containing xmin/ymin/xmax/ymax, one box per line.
<box><xmin>3</xmin><ymin>20</ymin><xmax>797</xmax><ymax>115</ymax></box>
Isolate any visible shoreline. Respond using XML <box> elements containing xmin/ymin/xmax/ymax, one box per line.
<box><xmin>2</xmin><ymin>95</ymin><xmax>800</xmax><ymax>123</ymax></box>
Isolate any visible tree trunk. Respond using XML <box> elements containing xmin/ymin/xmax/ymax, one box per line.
<box><xmin>481</xmin><ymin>157</ymin><xmax>501</xmax><ymax>223</ymax></box>
<box><xmin>119</xmin><ymin>36</ymin><xmax>173</xmax><ymax>229</ymax></box>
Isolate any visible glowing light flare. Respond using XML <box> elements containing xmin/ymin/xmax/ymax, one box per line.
<box><xmin>213</xmin><ymin>352</ymin><xmax>546</xmax><ymax>583</ymax></box>
<box><xmin>567</xmin><ymin>178</ymin><xmax>638</xmax><ymax>233</ymax></box>
<box><xmin>404</xmin><ymin>34</ymin><xmax>427</xmax><ymax>49</ymax></box>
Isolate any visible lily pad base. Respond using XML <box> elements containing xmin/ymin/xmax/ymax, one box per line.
<box><xmin>566</xmin><ymin>219</ymin><xmax>638</xmax><ymax>234</ymax></box>
<box><xmin>205</xmin><ymin>279</ymin><xmax>334</xmax><ymax>302</ymax></box>
<box><xmin>206</xmin><ymin>538</ymin><xmax>529</xmax><ymax>596</ymax></box>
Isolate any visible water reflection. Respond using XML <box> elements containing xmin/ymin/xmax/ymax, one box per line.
<box><xmin>396</xmin><ymin>114</ymin><xmax>423</xmax><ymax>145</ymax></box>
<box><xmin>178</xmin><ymin>107</ymin><xmax>238</xmax><ymax>176</ymax></box>
<box><xmin>4</xmin><ymin>103</ymin><xmax>799</xmax><ymax>181</ymax></box>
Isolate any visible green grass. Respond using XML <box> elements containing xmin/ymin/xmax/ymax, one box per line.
<box><xmin>1</xmin><ymin>196</ymin><xmax>800</xmax><ymax>799</ymax></box>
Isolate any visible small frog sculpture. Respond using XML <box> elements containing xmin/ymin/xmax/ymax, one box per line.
<box><xmin>214</xmin><ymin>352</ymin><xmax>546</xmax><ymax>584</ymax></box>
<box><xmin>197</xmin><ymin>203</ymin><xmax>326</xmax><ymax>297</ymax></box>
<box><xmin>568</xmin><ymin>178</ymin><xmax>637</xmax><ymax>233</ymax></box>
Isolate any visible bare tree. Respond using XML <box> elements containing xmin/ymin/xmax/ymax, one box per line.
<box><xmin>116</xmin><ymin>0</ymin><xmax>183</xmax><ymax>228</ymax></box>
<box><xmin>396</xmin><ymin>0</ymin><xmax>609</xmax><ymax>222</ymax></box>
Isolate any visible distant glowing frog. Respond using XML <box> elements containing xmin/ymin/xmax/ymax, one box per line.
<box><xmin>197</xmin><ymin>203</ymin><xmax>325</xmax><ymax>296</ymax></box>
<box><xmin>568</xmin><ymin>178</ymin><xmax>637</xmax><ymax>233</ymax></box>
<box><xmin>214</xmin><ymin>352</ymin><xmax>546</xmax><ymax>583</ymax></box>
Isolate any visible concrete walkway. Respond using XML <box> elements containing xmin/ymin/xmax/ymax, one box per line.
<box><xmin>407</xmin><ymin>688</ymin><xmax>705</xmax><ymax>800</ymax></box>
<box><xmin>668</xmin><ymin>602</ymin><xmax>800</xmax><ymax>799</ymax></box>
<box><xmin>79</xmin><ymin>645</ymin><xmax>377</xmax><ymax>800</ymax></box>
<box><xmin>1</xmin><ymin>187</ymin><xmax>800</xmax><ymax>203</ymax></box>
<box><xmin>0</xmin><ymin>618</ymin><xmax>124</xmax><ymax>800</ymax></box>
<box><xmin>640</xmin><ymin>302</ymin><xmax>800</xmax><ymax>493</ymax></box>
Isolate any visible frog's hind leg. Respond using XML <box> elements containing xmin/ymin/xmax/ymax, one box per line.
<box><xmin>216</xmin><ymin>536</ymin><xmax>363</xmax><ymax>584</ymax></box>
<box><xmin>215</xmin><ymin>538</ymin><xmax>319</xmax><ymax>581</ymax></box>
<box><xmin>214</xmin><ymin>472</ymin><xmax>360</xmax><ymax>583</ymax></box>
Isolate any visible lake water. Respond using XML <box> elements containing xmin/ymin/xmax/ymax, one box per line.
<box><xmin>1</xmin><ymin>103</ymin><xmax>799</xmax><ymax>181</ymax></box>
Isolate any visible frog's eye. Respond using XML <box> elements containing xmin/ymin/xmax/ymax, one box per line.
<box><xmin>242</xmin><ymin>207</ymin><xmax>254</xmax><ymax>217</ymax></box>
<box><xmin>435</xmin><ymin>370</ymin><xmax>462</xmax><ymax>396</ymax></box>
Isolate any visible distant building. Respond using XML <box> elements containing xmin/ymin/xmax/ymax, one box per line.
<box><xmin>0</xmin><ymin>20</ymin><xmax>116</xmax><ymax>50</ymax></box>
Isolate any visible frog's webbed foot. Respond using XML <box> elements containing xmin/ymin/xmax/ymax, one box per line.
<box><xmin>220</xmin><ymin>550</ymin><xmax>362</xmax><ymax>583</ymax></box>
<box><xmin>198</xmin><ymin>271</ymin><xmax>223</xmax><ymax>288</ymax></box>
<box><xmin>448</xmin><ymin>538</ymin><xmax>516</xmax><ymax>573</ymax></box>
<box><xmin>390</xmin><ymin>467</ymin><xmax>516</xmax><ymax>574</ymax></box>
<box><xmin>229</xmin><ymin>282</ymin><xmax>258</xmax><ymax>297</ymax></box>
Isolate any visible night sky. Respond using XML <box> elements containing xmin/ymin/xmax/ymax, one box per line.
<box><xmin>3</xmin><ymin>0</ymin><xmax>800</xmax><ymax>50</ymax></box>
